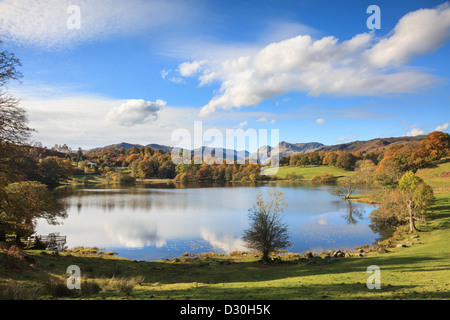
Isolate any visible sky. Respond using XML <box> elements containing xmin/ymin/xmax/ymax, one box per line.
<box><xmin>0</xmin><ymin>0</ymin><xmax>449</xmax><ymax>151</ymax></box>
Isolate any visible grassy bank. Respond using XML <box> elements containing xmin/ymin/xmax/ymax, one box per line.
<box><xmin>1</xmin><ymin>164</ymin><xmax>449</xmax><ymax>300</ymax></box>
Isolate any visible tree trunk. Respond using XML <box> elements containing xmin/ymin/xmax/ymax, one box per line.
<box><xmin>261</xmin><ymin>249</ymin><xmax>270</xmax><ymax>262</ymax></box>
<box><xmin>408</xmin><ymin>202</ymin><xmax>419</xmax><ymax>233</ymax></box>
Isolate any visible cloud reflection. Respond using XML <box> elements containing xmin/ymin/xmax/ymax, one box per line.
<box><xmin>104</xmin><ymin>221</ymin><xmax>166</xmax><ymax>248</ymax></box>
<box><xmin>200</xmin><ymin>229</ymin><xmax>247</xmax><ymax>253</ymax></box>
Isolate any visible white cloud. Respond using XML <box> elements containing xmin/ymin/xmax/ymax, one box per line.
<box><xmin>105</xmin><ymin>99</ymin><xmax>166</xmax><ymax>126</ymax></box>
<box><xmin>363</xmin><ymin>3</ymin><xmax>450</xmax><ymax>67</ymax></box>
<box><xmin>257</xmin><ymin>117</ymin><xmax>267</xmax><ymax>122</ymax></box>
<box><xmin>406</xmin><ymin>127</ymin><xmax>426</xmax><ymax>137</ymax></box>
<box><xmin>183</xmin><ymin>4</ymin><xmax>450</xmax><ymax>117</ymax></box>
<box><xmin>160</xmin><ymin>69</ymin><xmax>170</xmax><ymax>79</ymax></box>
<box><xmin>337</xmin><ymin>135</ymin><xmax>356</xmax><ymax>143</ymax></box>
<box><xmin>238</xmin><ymin>120</ymin><xmax>248</xmax><ymax>128</ymax></box>
<box><xmin>178</xmin><ymin>60</ymin><xmax>206</xmax><ymax>77</ymax></box>
<box><xmin>316</xmin><ymin>118</ymin><xmax>326</xmax><ymax>125</ymax></box>
<box><xmin>435</xmin><ymin>122</ymin><xmax>449</xmax><ymax>131</ymax></box>
<box><xmin>16</xmin><ymin>85</ymin><xmax>280</xmax><ymax>150</ymax></box>
<box><xmin>0</xmin><ymin>0</ymin><xmax>195</xmax><ymax>49</ymax></box>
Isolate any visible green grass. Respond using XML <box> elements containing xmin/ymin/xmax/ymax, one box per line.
<box><xmin>263</xmin><ymin>165</ymin><xmax>353</xmax><ymax>181</ymax></box>
<box><xmin>416</xmin><ymin>161</ymin><xmax>450</xmax><ymax>193</ymax></box>
<box><xmin>1</xmin><ymin>163</ymin><xmax>449</xmax><ymax>300</ymax></box>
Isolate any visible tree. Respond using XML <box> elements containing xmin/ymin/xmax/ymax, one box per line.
<box><xmin>373</xmin><ymin>159</ymin><xmax>403</xmax><ymax>189</ymax></box>
<box><xmin>332</xmin><ymin>174</ymin><xmax>358</xmax><ymax>199</ymax></box>
<box><xmin>75</xmin><ymin>147</ymin><xmax>85</xmax><ymax>162</ymax></box>
<box><xmin>374</xmin><ymin>171</ymin><xmax>434</xmax><ymax>233</ymax></box>
<box><xmin>354</xmin><ymin>159</ymin><xmax>377</xmax><ymax>185</ymax></box>
<box><xmin>335</xmin><ymin>151</ymin><xmax>357</xmax><ymax>170</ymax></box>
<box><xmin>421</xmin><ymin>131</ymin><xmax>450</xmax><ymax>161</ymax></box>
<box><xmin>243</xmin><ymin>189</ymin><xmax>291</xmax><ymax>262</ymax></box>
<box><xmin>398</xmin><ymin>171</ymin><xmax>434</xmax><ymax>233</ymax></box>
<box><xmin>38</xmin><ymin>157</ymin><xmax>72</xmax><ymax>187</ymax></box>
<box><xmin>0</xmin><ymin>181</ymin><xmax>67</xmax><ymax>243</ymax></box>
<box><xmin>0</xmin><ymin>46</ymin><xmax>33</xmax><ymax>146</ymax></box>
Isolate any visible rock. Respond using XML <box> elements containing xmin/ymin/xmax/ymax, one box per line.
<box><xmin>411</xmin><ymin>235</ymin><xmax>420</xmax><ymax>239</ymax></box>
<box><xmin>172</xmin><ymin>258</ymin><xmax>181</xmax><ymax>263</ymax></box>
<box><xmin>396</xmin><ymin>244</ymin><xmax>407</xmax><ymax>248</ymax></box>
<box><xmin>378</xmin><ymin>248</ymin><xmax>390</xmax><ymax>253</ymax></box>
<box><xmin>357</xmin><ymin>249</ymin><xmax>365</xmax><ymax>253</ymax></box>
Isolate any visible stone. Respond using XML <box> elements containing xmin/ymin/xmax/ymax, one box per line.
<box><xmin>396</xmin><ymin>244</ymin><xmax>407</xmax><ymax>248</ymax></box>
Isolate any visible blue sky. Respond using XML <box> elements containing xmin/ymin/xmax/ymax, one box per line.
<box><xmin>1</xmin><ymin>0</ymin><xmax>449</xmax><ymax>151</ymax></box>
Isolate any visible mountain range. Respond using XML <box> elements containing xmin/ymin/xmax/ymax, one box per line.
<box><xmin>90</xmin><ymin>135</ymin><xmax>426</xmax><ymax>161</ymax></box>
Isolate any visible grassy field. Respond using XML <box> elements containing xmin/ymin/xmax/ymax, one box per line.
<box><xmin>416</xmin><ymin>161</ymin><xmax>450</xmax><ymax>194</ymax></box>
<box><xmin>264</xmin><ymin>165</ymin><xmax>353</xmax><ymax>181</ymax></box>
<box><xmin>1</xmin><ymin>163</ymin><xmax>449</xmax><ymax>300</ymax></box>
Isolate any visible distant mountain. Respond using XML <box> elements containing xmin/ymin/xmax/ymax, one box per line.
<box><xmin>316</xmin><ymin>135</ymin><xmax>426</xmax><ymax>154</ymax></box>
<box><xmin>90</xmin><ymin>143</ymin><xmax>249</xmax><ymax>161</ymax></box>
<box><xmin>88</xmin><ymin>135</ymin><xmax>426</xmax><ymax>163</ymax></box>
<box><xmin>250</xmin><ymin>141</ymin><xmax>324</xmax><ymax>163</ymax></box>
<box><xmin>145</xmin><ymin>144</ymin><xmax>172</xmax><ymax>153</ymax></box>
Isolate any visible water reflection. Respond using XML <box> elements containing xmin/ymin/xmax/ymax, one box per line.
<box><xmin>341</xmin><ymin>200</ymin><xmax>364</xmax><ymax>225</ymax></box>
<box><xmin>38</xmin><ymin>183</ymin><xmax>379</xmax><ymax>260</ymax></box>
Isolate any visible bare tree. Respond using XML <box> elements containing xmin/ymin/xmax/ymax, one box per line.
<box><xmin>0</xmin><ymin>46</ymin><xmax>33</xmax><ymax>145</ymax></box>
<box><xmin>0</xmin><ymin>93</ymin><xmax>33</xmax><ymax>145</ymax></box>
<box><xmin>0</xmin><ymin>46</ymin><xmax>34</xmax><ymax>180</ymax></box>
<box><xmin>243</xmin><ymin>189</ymin><xmax>292</xmax><ymax>262</ymax></box>
<box><xmin>332</xmin><ymin>174</ymin><xmax>358</xmax><ymax>200</ymax></box>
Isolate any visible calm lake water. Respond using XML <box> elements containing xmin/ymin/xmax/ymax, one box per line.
<box><xmin>35</xmin><ymin>182</ymin><xmax>379</xmax><ymax>261</ymax></box>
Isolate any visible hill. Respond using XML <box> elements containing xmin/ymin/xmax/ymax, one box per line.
<box><xmin>87</xmin><ymin>135</ymin><xmax>426</xmax><ymax>161</ymax></box>
<box><xmin>316</xmin><ymin>135</ymin><xmax>426</xmax><ymax>154</ymax></box>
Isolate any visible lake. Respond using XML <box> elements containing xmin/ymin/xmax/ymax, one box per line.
<box><xmin>35</xmin><ymin>182</ymin><xmax>379</xmax><ymax>261</ymax></box>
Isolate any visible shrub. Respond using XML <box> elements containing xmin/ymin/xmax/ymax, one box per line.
<box><xmin>285</xmin><ymin>173</ymin><xmax>305</xmax><ymax>181</ymax></box>
<box><xmin>2</xmin><ymin>245</ymin><xmax>25</xmax><ymax>271</ymax></box>
<box><xmin>44</xmin><ymin>277</ymin><xmax>102</xmax><ymax>298</ymax></box>
<box><xmin>44</xmin><ymin>278</ymin><xmax>78</xmax><ymax>298</ymax></box>
<box><xmin>99</xmin><ymin>276</ymin><xmax>144</xmax><ymax>295</ymax></box>
<box><xmin>311</xmin><ymin>173</ymin><xmax>337</xmax><ymax>183</ymax></box>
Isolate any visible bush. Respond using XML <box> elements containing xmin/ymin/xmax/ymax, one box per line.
<box><xmin>311</xmin><ymin>173</ymin><xmax>337</xmax><ymax>183</ymax></box>
<box><xmin>44</xmin><ymin>277</ymin><xmax>102</xmax><ymax>298</ymax></box>
<box><xmin>2</xmin><ymin>245</ymin><xmax>25</xmax><ymax>271</ymax></box>
<box><xmin>45</xmin><ymin>278</ymin><xmax>78</xmax><ymax>298</ymax></box>
<box><xmin>99</xmin><ymin>276</ymin><xmax>144</xmax><ymax>295</ymax></box>
<box><xmin>285</xmin><ymin>173</ymin><xmax>305</xmax><ymax>181</ymax></box>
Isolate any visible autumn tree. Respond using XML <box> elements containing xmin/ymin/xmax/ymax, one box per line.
<box><xmin>243</xmin><ymin>189</ymin><xmax>292</xmax><ymax>262</ymax></box>
<box><xmin>335</xmin><ymin>151</ymin><xmax>357</xmax><ymax>170</ymax></box>
<box><xmin>0</xmin><ymin>181</ymin><xmax>67</xmax><ymax>243</ymax></box>
<box><xmin>374</xmin><ymin>172</ymin><xmax>434</xmax><ymax>233</ymax></box>
<box><xmin>421</xmin><ymin>131</ymin><xmax>450</xmax><ymax>161</ymax></box>
<box><xmin>38</xmin><ymin>156</ymin><xmax>72</xmax><ymax>187</ymax></box>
